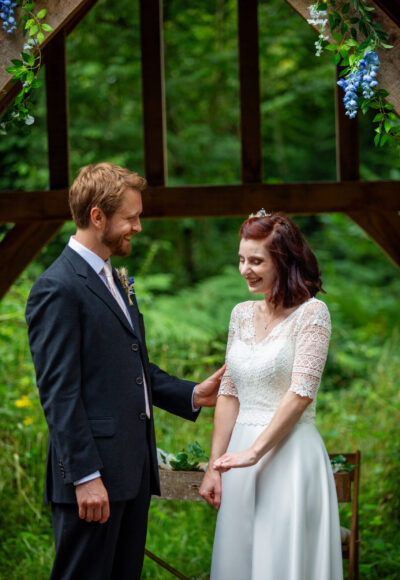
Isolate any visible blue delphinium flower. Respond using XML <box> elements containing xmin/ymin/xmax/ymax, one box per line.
<box><xmin>0</xmin><ymin>0</ymin><xmax>17</xmax><ymax>34</ymax></box>
<box><xmin>337</xmin><ymin>51</ymin><xmax>380</xmax><ymax>118</ymax></box>
<box><xmin>359</xmin><ymin>51</ymin><xmax>379</xmax><ymax>99</ymax></box>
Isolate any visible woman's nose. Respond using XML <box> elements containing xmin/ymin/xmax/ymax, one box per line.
<box><xmin>240</xmin><ymin>262</ymin><xmax>250</xmax><ymax>276</ymax></box>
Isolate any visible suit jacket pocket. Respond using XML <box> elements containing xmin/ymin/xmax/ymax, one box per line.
<box><xmin>88</xmin><ymin>417</ymin><xmax>115</xmax><ymax>437</ymax></box>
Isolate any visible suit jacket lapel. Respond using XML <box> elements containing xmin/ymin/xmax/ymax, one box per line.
<box><xmin>62</xmin><ymin>246</ymin><xmax>138</xmax><ymax>338</ymax></box>
<box><xmin>113</xmin><ymin>271</ymin><xmax>143</xmax><ymax>344</ymax></box>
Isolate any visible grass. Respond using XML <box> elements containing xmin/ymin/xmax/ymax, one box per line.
<box><xmin>0</xmin><ymin>273</ymin><xmax>399</xmax><ymax>579</ymax></box>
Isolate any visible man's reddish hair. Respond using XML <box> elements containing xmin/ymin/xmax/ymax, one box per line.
<box><xmin>240</xmin><ymin>214</ymin><xmax>325</xmax><ymax>307</ymax></box>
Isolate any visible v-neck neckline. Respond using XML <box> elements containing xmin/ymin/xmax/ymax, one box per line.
<box><xmin>251</xmin><ymin>298</ymin><xmax>312</xmax><ymax>345</ymax></box>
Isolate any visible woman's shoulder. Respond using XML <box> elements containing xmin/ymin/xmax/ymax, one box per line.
<box><xmin>299</xmin><ymin>297</ymin><xmax>331</xmax><ymax>326</ymax></box>
<box><xmin>231</xmin><ymin>300</ymin><xmax>254</xmax><ymax>317</ymax></box>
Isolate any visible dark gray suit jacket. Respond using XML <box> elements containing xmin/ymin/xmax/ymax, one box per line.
<box><xmin>26</xmin><ymin>245</ymin><xmax>198</xmax><ymax>504</ymax></box>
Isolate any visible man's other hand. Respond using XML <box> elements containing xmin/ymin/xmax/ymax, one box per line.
<box><xmin>75</xmin><ymin>477</ymin><xmax>110</xmax><ymax>524</ymax></box>
<box><xmin>193</xmin><ymin>364</ymin><xmax>226</xmax><ymax>407</ymax></box>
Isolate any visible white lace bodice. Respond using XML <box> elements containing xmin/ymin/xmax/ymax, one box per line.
<box><xmin>218</xmin><ymin>298</ymin><xmax>331</xmax><ymax>425</ymax></box>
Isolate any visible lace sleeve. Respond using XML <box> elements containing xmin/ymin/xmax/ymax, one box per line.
<box><xmin>289</xmin><ymin>300</ymin><xmax>331</xmax><ymax>400</ymax></box>
<box><xmin>218</xmin><ymin>306</ymin><xmax>239</xmax><ymax>398</ymax></box>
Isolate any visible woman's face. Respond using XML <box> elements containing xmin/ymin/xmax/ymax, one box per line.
<box><xmin>239</xmin><ymin>238</ymin><xmax>277</xmax><ymax>295</ymax></box>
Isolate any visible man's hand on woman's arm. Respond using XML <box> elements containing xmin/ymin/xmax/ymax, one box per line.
<box><xmin>193</xmin><ymin>364</ymin><xmax>226</xmax><ymax>407</ymax></box>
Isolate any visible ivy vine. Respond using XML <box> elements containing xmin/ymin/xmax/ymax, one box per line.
<box><xmin>0</xmin><ymin>0</ymin><xmax>53</xmax><ymax>134</ymax></box>
<box><xmin>308</xmin><ymin>0</ymin><xmax>400</xmax><ymax>153</ymax></box>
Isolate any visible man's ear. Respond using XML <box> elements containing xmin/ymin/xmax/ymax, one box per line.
<box><xmin>90</xmin><ymin>207</ymin><xmax>106</xmax><ymax>230</ymax></box>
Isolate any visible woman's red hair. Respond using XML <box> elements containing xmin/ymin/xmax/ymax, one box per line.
<box><xmin>240</xmin><ymin>214</ymin><xmax>325</xmax><ymax>307</ymax></box>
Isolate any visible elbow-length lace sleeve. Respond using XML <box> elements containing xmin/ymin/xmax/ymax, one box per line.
<box><xmin>218</xmin><ymin>306</ymin><xmax>239</xmax><ymax>398</ymax></box>
<box><xmin>289</xmin><ymin>300</ymin><xmax>331</xmax><ymax>400</ymax></box>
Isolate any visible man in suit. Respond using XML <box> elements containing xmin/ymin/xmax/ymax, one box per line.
<box><xmin>26</xmin><ymin>163</ymin><xmax>225</xmax><ymax>579</ymax></box>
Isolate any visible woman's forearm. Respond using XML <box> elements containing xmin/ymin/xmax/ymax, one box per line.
<box><xmin>252</xmin><ymin>391</ymin><xmax>311</xmax><ymax>459</ymax></box>
<box><xmin>208</xmin><ymin>394</ymin><xmax>239</xmax><ymax>462</ymax></box>
<box><xmin>213</xmin><ymin>391</ymin><xmax>311</xmax><ymax>471</ymax></box>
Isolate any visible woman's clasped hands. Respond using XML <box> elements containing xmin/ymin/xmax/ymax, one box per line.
<box><xmin>213</xmin><ymin>447</ymin><xmax>259</xmax><ymax>472</ymax></box>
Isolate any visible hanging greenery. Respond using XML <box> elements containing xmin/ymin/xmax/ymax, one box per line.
<box><xmin>0</xmin><ymin>0</ymin><xmax>53</xmax><ymax>134</ymax></box>
<box><xmin>308</xmin><ymin>0</ymin><xmax>400</xmax><ymax>152</ymax></box>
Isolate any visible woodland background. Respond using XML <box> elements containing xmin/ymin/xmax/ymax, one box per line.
<box><xmin>0</xmin><ymin>0</ymin><xmax>399</xmax><ymax>578</ymax></box>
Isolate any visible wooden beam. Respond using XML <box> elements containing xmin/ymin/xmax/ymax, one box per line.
<box><xmin>0</xmin><ymin>29</ymin><xmax>69</xmax><ymax>299</ymax></box>
<box><xmin>335</xmin><ymin>66</ymin><xmax>359</xmax><ymax>182</ymax></box>
<box><xmin>140</xmin><ymin>0</ymin><xmax>167</xmax><ymax>186</ymax></box>
<box><xmin>335</xmin><ymin>52</ymin><xmax>400</xmax><ymax>270</ymax></box>
<box><xmin>0</xmin><ymin>223</ymin><xmax>63</xmax><ymax>300</ymax></box>
<box><xmin>45</xmin><ymin>30</ymin><xmax>70</xmax><ymax>188</ymax></box>
<box><xmin>238</xmin><ymin>0</ymin><xmax>262</xmax><ymax>183</ymax></box>
<box><xmin>1</xmin><ymin>181</ymin><xmax>399</xmax><ymax>222</ymax></box>
<box><xmin>348</xmin><ymin>210</ymin><xmax>400</xmax><ymax>268</ymax></box>
<box><xmin>374</xmin><ymin>0</ymin><xmax>400</xmax><ymax>28</ymax></box>
<box><xmin>64</xmin><ymin>0</ymin><xmax>100</xmax><ymax>35</ymax></box>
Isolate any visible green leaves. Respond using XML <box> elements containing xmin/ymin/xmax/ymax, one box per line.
<box><xmin>310</xmin><ymin>0</ymin><xmax>396</xmax><ymax>152</ymax></box>
<box><xmin>1</xmin><ymin>1</ymin><xmax>54</xmax><ymax>134</ymax></box>
<box><xmin>37</xmin><ymin>8</ymin><xmax>48</xmax><ymax>19</ymax></box>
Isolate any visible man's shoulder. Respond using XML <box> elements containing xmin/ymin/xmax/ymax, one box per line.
<box><xmin>29</xmin><ymin>247</ymin><xmax>81</xmax><ymax>295</ymax></box>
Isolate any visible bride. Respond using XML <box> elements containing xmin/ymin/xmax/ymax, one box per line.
<box><xmin>200</xmin><ymin>211</ymin><xmax>343</xmax><ymax>580</ymax></box>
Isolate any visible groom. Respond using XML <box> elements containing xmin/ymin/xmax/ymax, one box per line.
<box><xmin>26</xmin><ymin>163</ymin><xmax>224</xmax><ymax>580</ymax></box>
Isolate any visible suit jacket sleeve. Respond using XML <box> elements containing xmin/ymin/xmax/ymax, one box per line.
<box><xmin>26</xmin><ymin>276</ymin><xmax>103</xmax><ymax>484</ymax></box>
<box><xmin>135</xmin><ymin>310</ymin><xmax>199</xmax><ymax>421</ymax></box>
<box><xmin>149</xmin><ymin>363</ymin><xmax>199</xmax><ymax>421</ymax></box>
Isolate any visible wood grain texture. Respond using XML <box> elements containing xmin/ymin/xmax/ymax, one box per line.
<box><xmin>238</xmin><ymin>0</ymin><xmax>262</xmax><ymax>183</ymax></box>
<box><xmin>140</xmin><ymin>0</ymin><xmax>167</xmax><ymax>186</ymax></box>
<box><xmin>1</xmin><ymin>181</ymin><xmax>399</xmax><ymax>222</ymax></box>
<box><xmin>0</xmin><ymin>223</ymin><xmax>63</xmax><ymax>299</ymax></box>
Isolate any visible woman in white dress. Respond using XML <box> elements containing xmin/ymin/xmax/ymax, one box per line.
<box><xmin>199</xmin><ymin>211</ymin><xmax>343</xmax><ymax>580</ymax></box>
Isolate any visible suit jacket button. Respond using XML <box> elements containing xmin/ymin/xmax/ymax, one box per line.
<box><xmin>136</xmin><ymin>376</ymin><xmax>143</xmax><ymax>385</ymax></box>
<box><xmin>131</xmin><ymin>343</ymin><xmax>139</xmax><ymax>351</ymax></box>
<box><xmin>139</xmin><ymin>412</ymin><xmax>146</xmax><ymax>421</ymax></box>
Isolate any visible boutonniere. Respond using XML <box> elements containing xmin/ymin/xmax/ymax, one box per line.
<box><xmin>116</xmin><ymin>267</ymin><xmax>135</xmax><ymax>306</ymax></box>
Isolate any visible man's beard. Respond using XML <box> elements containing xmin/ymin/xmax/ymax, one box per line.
<box><xmin>101</xmin><ymin>223</ymin><xmax>132</xmax><ymax>257</ymax></box>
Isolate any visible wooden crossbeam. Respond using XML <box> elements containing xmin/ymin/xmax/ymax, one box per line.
<box><xmin>348</xmin><ymin>210</ymin><xmax>400</xmax><ymax>267</ymax></box>
<box><xmin>374</xmin><ymin>0</ymin><xmax>400</xmax><ymax>28</ymax></box>
<box><xmin>140</xmin><ymin>0</ymin><xmax>167</xmax><ymax>186</ymax></box>
<box><xmin>1</xmin><ymin>181</ymin><xmax>399</xmax><ymax>223</ymax></box>
<box><xmin>238</xmin><ymin>0</ymin><xmax>262</xmax><ymax>183</ymax></box>
<box><xmin>0</xmin><ymin>223</ymin><xmax>63</xmax><ymax>299</ymax></box>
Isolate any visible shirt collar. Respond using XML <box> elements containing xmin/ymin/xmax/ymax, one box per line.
<box><xmin>68</xmin><ymin>236</ymin><xmax>109</xmax><ymax>275</ymax></box>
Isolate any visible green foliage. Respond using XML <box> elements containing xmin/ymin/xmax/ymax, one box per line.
<box><xmin>311</xmin><ymin>0</ymin><xmax>400</xmax><ymax>153</ymax></box>
<box><xmin>0</xmin><ymin>1</ymin><xmax>54</xmax><ymax>134</ymax></box>
<box><xmin>169</xmin><ymin>442</ymin><xmax>208</xmax><ymax>472</ymax></box>
<box><xmin>1</xmin><ymin>220</ymin><xmax>400</xmax><ymax>577</ymax></box>
<box><xmin>0</xmin><ymin>0</ymin><xmax>399</xmax><ymax>577</ymax></box>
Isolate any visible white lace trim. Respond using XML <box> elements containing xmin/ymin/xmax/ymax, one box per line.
<box><xmin>218</xmin><ymin>298</ymin><xmax>331</xmax><ymax>416</ymax></box>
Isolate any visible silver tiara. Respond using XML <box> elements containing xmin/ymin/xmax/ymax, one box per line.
<box><xmin>248</xmin><ymin>208</ymin><xmax>273</xmax><ymax>219</ymax></box>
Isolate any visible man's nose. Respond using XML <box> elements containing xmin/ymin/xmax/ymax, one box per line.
<box><xmin>133</xmin><ymin>219</ymin><xmax>142</xmax><ymax>233</ymax></box>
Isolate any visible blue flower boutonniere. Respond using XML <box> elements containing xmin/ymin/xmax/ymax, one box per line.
<box><xmin>116</xmin><ymin>267</ymin><xmax>135</xmax><ymax>306</ymax></box>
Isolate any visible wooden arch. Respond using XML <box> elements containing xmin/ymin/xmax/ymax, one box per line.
<box><xmin>0</xmin><ymin>0</ymin><xmax>399</xmax><ymax>299</ymax></box>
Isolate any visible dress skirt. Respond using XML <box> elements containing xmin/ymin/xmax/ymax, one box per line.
<box><xmin>210</xmin><ymin>421</ymin><xmax>343</xmax><ymax>580</ymax></box>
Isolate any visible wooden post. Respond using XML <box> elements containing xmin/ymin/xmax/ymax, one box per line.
<box><xmin>238</xmin><ymin>0</ymin><xmax>262</xmax><ymax>183</ymax></box>
<box><xmin>335</xmin><ymin>65</ymin><xmax>359</xmax><ymax>182</ymax></box>
<box><xmin>140</xmin><ymin>0</ymin><xmax>167</xmax><ymax>186</ymax></box>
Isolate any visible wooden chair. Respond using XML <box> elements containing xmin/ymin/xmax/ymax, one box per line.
<box><xmin>329</xmin><ymin>451</ymin><xmax>361</xmax><ymax>580</ymax></box>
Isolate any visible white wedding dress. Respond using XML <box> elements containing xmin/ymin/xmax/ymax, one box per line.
<box><xmin>210</xmin><ymin>298</ymin><xmax>343</xmax><ymax>580</ymax></box>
